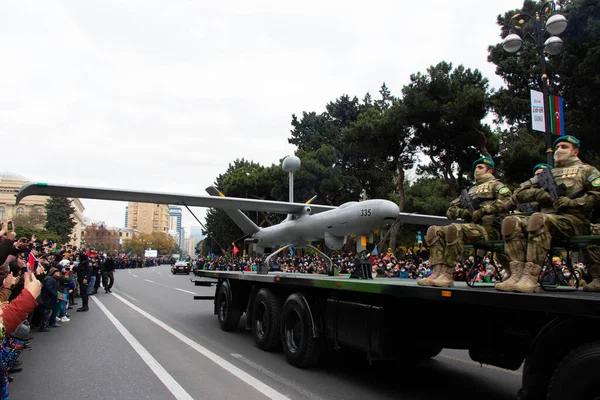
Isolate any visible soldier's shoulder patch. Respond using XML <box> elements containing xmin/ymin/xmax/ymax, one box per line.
<box><xmin>588</xmin><ymin>173</ymin><xmax>599</xmax><ymax>183</ymax></box>
<box><xmin>592</xmin><ymin>177</ymin><xmax>600</xmax><ymax>187</ymax></box>
<box><xmin>495</xmin><ymin>183</ymin><xmax>504</xmax><ymax>190</ymax></box>
<box><xmin>498</xmin><ymin>186</ymin><xmax>511</xmax><ymax>195</ymax></box>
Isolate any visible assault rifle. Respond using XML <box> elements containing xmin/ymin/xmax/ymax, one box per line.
<box><xmin>537</xmin><ymin>168</ymin><xmax>565</xmax><ymax>199</ymax></box>
<box><xmin>460</xmin><ymin>189</ymin><xmax>480</xmax><ymax>213</ymax></box>
<box><xmin>537</xmin><ymin>167</ymin><xmax>584</xmax><ymax>202</ymax></box>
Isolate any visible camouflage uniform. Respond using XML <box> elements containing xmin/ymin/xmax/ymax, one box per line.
<box><xmin>419</xmin><ymin>172</ymin><xmax>511</xmax><ymax>287</ymax></box>
<box><xmin>502</xmin><ymin>156</ymin><xmax>600</xmax><ymax>292</ymax></box>
<box><xmin>496</xmin><ymin>165</ymin><xmax>553</xmax><ymax>291</ymax></box>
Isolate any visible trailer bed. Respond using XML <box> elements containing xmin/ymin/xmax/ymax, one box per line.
<box><xmin>193</xmin><ymin>270</ymin><xmax>600</xmax><ymax>319</ymax></box>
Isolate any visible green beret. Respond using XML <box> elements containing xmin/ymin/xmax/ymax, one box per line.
<box><xmin>472</xmin><ymin>156</ymin><xmax>495</xmax><ymax>171</ymax></box>
<box><xmin>553</xmin><ymin>135</ymin><xmax>580</xmax><ymax>149</ymax></box>
<box><xmin>532</xmin><ymin>163</ymin><xmax>552</xmax><ymax>175</ymax></box>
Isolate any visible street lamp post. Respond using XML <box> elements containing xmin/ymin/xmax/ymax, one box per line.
<box><xmin>502</xmin><ymin>1</ymin><xmax>568</xmax><ymax>167</ymax></box>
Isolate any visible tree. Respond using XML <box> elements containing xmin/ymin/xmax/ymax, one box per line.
<box><xmin>402</xmin><ymin>61</ymin><xmax>500</xmax><ymax>196</ymax></box>
<box><xmin>13</xmin><ymin>209</ymin><xmax>45</xmax><ymax>230</ymax></box>
<box><xmin>44</xmin><ymin>197</ymin><xmax>76</xmax><ymax>243</ymax></box>
<box><xmin>83</xmin><ymin>223</ymin><xmax>119</xmax><ymax>253</ymax></box>
<box><xmin>123</xmin><ymin>232</ymin><xmax>177</xmax><ymax>256</ymax></box>
<box><xmin>488</xmin><ymin>0</ymin><xmax>600</xmax><ymax>168</ymax></box>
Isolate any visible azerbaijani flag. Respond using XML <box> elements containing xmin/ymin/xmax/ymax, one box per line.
<box><xmin>548</xmin><ymin>95</ymin><xmax>565</xmax><ymax>136</ymax></box>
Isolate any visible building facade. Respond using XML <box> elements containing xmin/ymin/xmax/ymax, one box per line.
<box><xmin>183</xmin><ymin>236</ymin><xmax>196</xmax><ymax>256</ymax></box>
<box><xmin>126</xmin><ymin>202</ymin><xmax>169</xmax><ymax>234</ymax></box>
<box><xmin>0</xmin><ymin>172</ymin><xmax>84</xmax><ymax>247</ymax></box>
<box><xmin>169</xmin><ymin>206</ymin><xmax>183</xmax><ymax>249</ymax></box>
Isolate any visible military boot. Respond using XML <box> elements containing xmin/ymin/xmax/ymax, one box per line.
<box><xmin>512</xmin><ymin>262</ymin><xmax>541</xmax><ymax>293</ymax></box>
<box><xmin>495</xmin><ymin>261</ymin><xmax>524</xmax><ymax>292</ymax></box>
<box><xmin>583</xmin><ymin>265</ymin><xmax>600</xmax><ymax>292</ymax></box>
<box><xmin>417</xmin><ymin>264</ymin><xmax>442</xmax><ymax>286</ymax></box>
<box><xmin>431</xmin><ymin>265</ymin><xmax>454</xmax><ymax>287</ymax></box>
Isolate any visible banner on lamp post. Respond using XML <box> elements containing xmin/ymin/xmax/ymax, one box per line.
<box><xmin>530</xmin><ymin>89</ymin><xmax>546</xmax><ymax>133</ymax></box>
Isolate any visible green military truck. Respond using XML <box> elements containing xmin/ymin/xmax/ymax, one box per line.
<box><xmin>192</xmin><ymin>267</ymin><xmax>600</xmax><ymax>400</ymax></box>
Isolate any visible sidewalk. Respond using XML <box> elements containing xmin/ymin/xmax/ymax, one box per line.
<box><xmin>9</xmin><ymin>294</ymin><xmax>173</xmax><ymax>400</ymax></box>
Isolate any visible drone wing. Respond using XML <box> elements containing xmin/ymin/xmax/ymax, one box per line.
<box><xmin>15</xmin><ymin>182</ymin><xmax>336</xmax><ymax>214</ymax></box>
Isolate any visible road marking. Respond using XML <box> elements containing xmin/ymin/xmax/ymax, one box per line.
<box><xmin>231</xmin><ymin>353</ymin><xmax>326</xmax><ymax>400</ymax></box>
<box><xmin>111</xmin><ymin>293</ymin><xmax>290</xmax><ymax>400</ymax></box>
<box><xmin>91</xmin><ymin>297</ymin><xmax>194</xmax><ymax>400</ymax></box>
<box><xmin>145</xmin><ymin>279</ymin><xmax>155</xmax><ymax>283</ymax></box>
<box><xmin>175</xmin><ymin>288</ymin><xmax>197</xmax><ymax>295</ymax></box>
<box><xmin>157</xmin><ymin>272</ymin><xmax>162</xmax><ymax>275</ymax></box>
<box><xmin>167</xmin><ymin>276</ymin><xmax>173</xmax><ymax>278</ymax></box>
<box><xmin>119</xmin><ymin>292</ymin><xmax>138</xmax><ymax>303</ymax></box>
<box><xmin>437</xmin><ymin>354</ymin><xmax>521</xmax><ymax>375</ymax></box>
<box><xmin>132</xmin><ymin>274</ymin><xmax>138</xmax><ymax>277</ymax></box>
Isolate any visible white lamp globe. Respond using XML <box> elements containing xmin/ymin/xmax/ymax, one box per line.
<box><xmin>545</xmin><ymin>36</ymin><xmax>564</xmax><ymax>55</ymax></box>
<box><xmin>546</xmin><ymin>14</ymin><xmax>568</xmax><ymax>36</ymax></box>
<box><xmin>503</xmin><ymin>34</ymin><xmax>523</xmax><ymax>53</ymax></box>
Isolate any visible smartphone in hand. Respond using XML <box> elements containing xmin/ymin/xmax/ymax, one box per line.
<box><xmin>6</xmin><ymin>221</ymin><xmax>14</xmax><ymax>231</ymax></box>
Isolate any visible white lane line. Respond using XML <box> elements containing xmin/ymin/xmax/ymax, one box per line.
<box><xmin>175</xmin><ymin>288</ymin><xmax>197</xmax><ymax>295</ymax></box>
<box><xmin>111</xmin><ymin>293</ymin><xmax>290</xmax><ymax>400</ymax></box>
<box><xmin>91</xmin><ymin>297</ymin><xmax>194</xmax><ymax>400</ymax></box>
<box><xmin>145</xmin><ymin>279</ymin><xmax>155</xmax><ymax>283</ymax></box>
<box><xmin>119</xmin><ymin>292</ymin><xmax>138</xmax><ymax>303</ymax></box>
<box><xmin>132</xmin><ymin>274</ymin><xmax>138</xmax><ymax>277</ymax></box>
<box><xmin>231</xmin><ymin>353</ymin><xmax>326</xmax><ymax>400</ymax></box>
<box><xmin>167</xmin><ymin>276</ymin><xmax>173</xmax><ymax>278</ymax></box>
<box><xmin>157</xmin><ymin>272</ymin><xmax>162</xmax><ymax>275</ymax></box>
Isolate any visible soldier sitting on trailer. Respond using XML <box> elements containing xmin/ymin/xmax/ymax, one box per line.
<box><xmin>496</xmin><ymin>163</ymin><xmax>552</xmax><ymax>292</ymax></box>
<box><xmin>501</xmin><ymin>135</ymin><xmax>600</xmax><ymax>293</ymax></box>
<box><xmin>418</xmin><ymin>156</ymin><xmax>512</xmax><ymax>287</ymax></box>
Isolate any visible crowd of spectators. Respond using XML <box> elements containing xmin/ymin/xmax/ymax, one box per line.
<box><xmin>0</xmin><ymin>219</ymin><xmax>124</xmax><ymax>399</ymax></box>
<box><xmin>195</xmin><ymin>246</ymin><xmax>592</xmax><ymax>287</ymax></box>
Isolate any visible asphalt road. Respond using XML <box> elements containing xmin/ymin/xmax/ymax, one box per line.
<box><xmin>11</xmin><ymin>265</ymin><xmax>523</xmax><ymax>400</ymax></box>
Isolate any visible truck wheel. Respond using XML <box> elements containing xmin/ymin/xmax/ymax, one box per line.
<box><xmin>252</xmin><ymin>288</ymin><xmax>282</xmax><ymax>351</ymax></box>
<box><xmin>280</xmin><ymin>293</ymin><xmax>321</xmax><ymax>367</ymax></box>
<box><xmin>547</xmin><ymin>341</ymin><xmax>600</xmax><ymax>400</ymax></box>
<box><xmin>216</xmin><ymin>282</ymin><xmax>241</xmax><ymax>331</ymax></box>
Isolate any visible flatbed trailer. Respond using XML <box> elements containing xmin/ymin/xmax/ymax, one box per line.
<box><xmin>192</xmin><ymin>270</ymin><xmax>600</xmax><ymax>400</ymax></box>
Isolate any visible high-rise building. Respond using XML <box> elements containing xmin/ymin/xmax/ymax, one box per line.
<box><xmin>126</xmin><ymin>202</ymin><xmax>169</xmax><ymax>234</ymax></box>
<box><xmin>124</xmin><ymin>206</ymin><xmax>129</xmax><ymax>228</ymax></box>
<box><xmin>169</xmin><ymin>206</ymin><xmax>183</xmax><ymax>249</ymax></box>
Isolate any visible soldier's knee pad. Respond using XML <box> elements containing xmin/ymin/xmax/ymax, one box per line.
<box><xmin>527</xmin><ymin>212</ymin><xmax>546</xmax><ymax>236</ymax></box>
<box><xmin>425</xmin><ymin>226</ymin><xmax>441</xmax><ymax>246</ymax></box>
<box><xmin>501</xmin><ymin>216</ymin><xmax>520</xmax><ymax>240</ymax></box>
<box><xmin>445</xmin><ymin>224</ymin><xmax>461</xmax><ymax>246</ymax></box>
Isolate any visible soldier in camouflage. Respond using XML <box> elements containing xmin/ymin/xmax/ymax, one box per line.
<box><xmin>501</xmin><ymin>135</ymin><xmax>600</xmax><ymax>293</ymax></box>
<box><xmin>496</xmin><ymin>163</ymin><xmax>552</xmax><ymax>291</ymax></box>
<box><xmin>418</xmin><ymin>157</ymin><xmax>512</xmax><ymax>287</ymax></box>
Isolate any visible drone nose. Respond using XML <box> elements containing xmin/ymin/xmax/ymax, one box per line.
<box><xmin>381</xmin><ymin>201</ymin><xmax>399</xmax><ymax>220</ymax></box>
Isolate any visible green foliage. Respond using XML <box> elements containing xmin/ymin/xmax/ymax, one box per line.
<box><xmin>404</xmin><ymin>178</ymin><xmax>454</xmax><ymax>216</ymax></box>
<box><xmin>14</xmin><ymin>226</ymin><xmax>61</xmax><ymax>244</ymax></box>
<box><xmin>402</xmin><ymin>62</ymin><xmax>499</xmax><ymax>196</ymax></box>
<box><xmin>44</xmin><ymin>197</ymin><xmax>76</xmax><ymax>243</ymax></box>
<box><xmin>489</xmin><ymin>0</ymin><xmax>600</xmax><ymax>164</ymax></box>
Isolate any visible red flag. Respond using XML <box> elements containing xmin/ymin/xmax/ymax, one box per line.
<box><xmin>27</xmin><ymin>253</ymin><xmax>36</xmax><ymax>269</ymax></box>
<box><xmin>232</xmin><ymin>243</ymin><xmax>240</xmax><ymax>256</ymax></box>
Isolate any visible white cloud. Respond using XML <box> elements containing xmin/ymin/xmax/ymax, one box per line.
<box><xmin>0</xmin><ymin>0</ymin><xmax>523</xmax><ymax>232</ymax></box>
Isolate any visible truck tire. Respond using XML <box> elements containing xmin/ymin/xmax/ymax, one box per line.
<box><xmin>547</xmin><ymin>341</ymin><xmax>600</xmax><ymax>400</ymax></box>
<box><xmin>252</xmin><ymin>288</ymin><xmax>282</xmax><ymax>351</ymax></box>
<box><xmin>216</xmin><ymin>281</ymin><xmax>241</xmax><ymax>332</ymax></box>
<box><xmin>280</xmin><ymin>293</ymin><xmax>321</xmax><ymax>368</ymax></box>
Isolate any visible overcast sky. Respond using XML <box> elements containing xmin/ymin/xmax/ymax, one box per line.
<box><xmin>1</xmin><ymin>0</ymin><xmax>523</xmax><ymax>235</ymax></box>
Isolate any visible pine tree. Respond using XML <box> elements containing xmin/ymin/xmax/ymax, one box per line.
<box><xmin>44</xmin><ymin>197</ymin><xmax>76</xmax><ymax>243</ymax></box>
